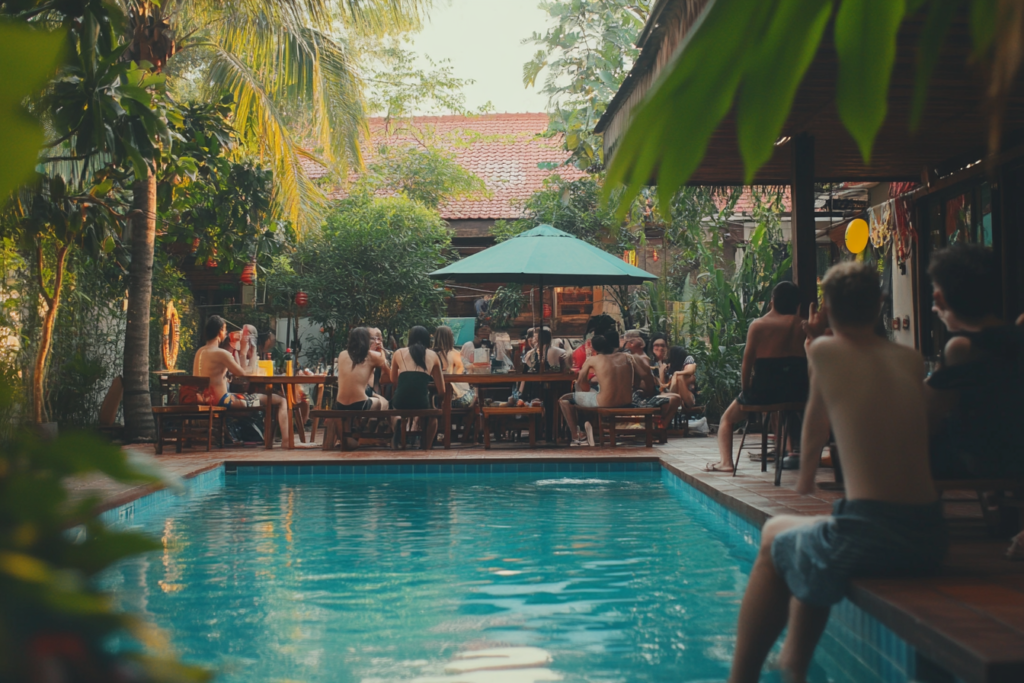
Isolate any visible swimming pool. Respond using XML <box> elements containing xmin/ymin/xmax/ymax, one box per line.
<box><xmin>101</xmin><ymin>465</ymin><xmax>914</xmax><ymax>683</ymax></box>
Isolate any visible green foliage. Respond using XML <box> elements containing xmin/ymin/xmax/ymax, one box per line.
<box><xmin>492</xmin><ymin>176</ymin><xmax>631</xmax><ymax>249</ymax></box>
<box><xmin>267</xmin><ymin>195</ymin><xmax>452</xmax><ymax>362</ymax></box>
<box><xmin>355</xmin><ymin>144</ymin><xmax>488</xmax><ymax>210</ymax></box>
<box><xmin>0</xmin><ymin>23</ymin><xmax>64</xmax><ymax>197</ymax></box>
<box><xmin>0</xmin><ymin>377</ymin><xmax>209</xmax><ymax>681</ymax></box>
<box><xmin>489</xmin><ymin>285</ymin><xmax>525</xmax><ymax>329</ymax></box>
<box><xmin>360</xmin><ymin>38</ymin><xmax>494</xmax><ymax>118</ymax></box>
<box><xmin>682</xmin><ymin>190</ymin><xmax>791</xmax><ymax>419</ymax></box>
<box><xmin>606</xmin><ymin>0</ymin><xmax>1013</xmax><ymax>212</ymax></box>
<box><xmin>524</xmin><ymin>0</ymin><xmax>651</xmax><ymax>169</ymax></box>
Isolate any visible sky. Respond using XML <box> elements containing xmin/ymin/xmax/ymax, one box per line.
<box><xmin>407</xmin><ymin>0</ymin><xmax>552</xmax><ymax>114</ymax></box>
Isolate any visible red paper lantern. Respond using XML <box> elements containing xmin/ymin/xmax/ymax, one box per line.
<box><xmin>653</xmin><ymin>249</ymin><xmax>659</xmax><ymax>262</ymax></box>
<box><xmin>543</xmin><ymin>303</ymin><xmax>552</xmax><ymax>318</ymax></box>
<box><xmin>205</xmin><ymin>257</ymin><xmax>218</xmax><ymax>269</ymax></box>
<box><xmin>240</xmin><ymin>262</ymin><xmax>256</xmax><ymax>285</ymax></box>
<box><xmin>295</xmin><ymin>291</ymin><xmax>309</xmax><ymax>307</ymax></box>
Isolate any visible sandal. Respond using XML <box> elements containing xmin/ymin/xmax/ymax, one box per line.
<box><xmin>705</xmin><ymin>462</ymin><xmax>735</xmax><ymax>473</ymax></box>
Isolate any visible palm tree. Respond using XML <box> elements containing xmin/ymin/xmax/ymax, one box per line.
<box><xmin>114</xmin><ymin>0</ymin><xmax>434</xmax><ymax>440</ymax></box>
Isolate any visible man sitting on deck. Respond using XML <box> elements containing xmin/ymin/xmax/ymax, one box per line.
<box><xmin>709</xmin><ymin>281</ymin><xmax>808</xmax><ymax>473</ymax></box>
<box><xmin>191</xmin><ymin>315</ymin><xmax>290</xmax><ymax>442</ymax></box>
<box><xmin>558</xmin><ymin>329</ymin><xmax>633</xmax><ymax>447</ymax></box>
<box><xmin>727</xmin><ymin>262</ymin><xmax>946</xmax><ymax>683</ymax></box>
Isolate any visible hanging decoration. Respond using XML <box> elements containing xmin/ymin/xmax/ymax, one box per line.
<box><xmin>869</xmin><ymin>202</ymin><xmax>893</xmax><ymax>251</ymax></box>
<box><xmin>652</xmin><ymin>249</ymin><xmax>659</xmax><ymax>262</ymax></box>
<box><xmin>240</xmin><ymin>262</ymin><xmax>256</xmax><ymax>285</ymax></box>
<box><xmin>161</xmin><ymin>301</ymin><xmax>180</xmax><ymax>371</ymax></box>
<box><xmin>622</xmin><ymin>249</ymin><xmax>637</xmax><ymax>266</ymax></box>
<box><xmin>845</xmin><ymin>218</ymin><xmax>869</xmax><ymax>254</ymax></box>
<box><xmin>295</xmin><ymin>291</ymin><xmax>309</xmax><ymax>307</ymax></box>
<box><xmin>889</xmin><ymin>182</ymin><xmax>918</xmax><ymax>265</ymax></box>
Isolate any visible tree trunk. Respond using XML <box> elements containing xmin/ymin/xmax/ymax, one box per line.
<box><xmin>122</xmin><ymin>174</ymin><xmax>157</xmax><ymax>441</ymax></box>
<box><xmin>32</xmin><ymin>244</ymin><xmax>67</xmax><ymax>424</ymax></box>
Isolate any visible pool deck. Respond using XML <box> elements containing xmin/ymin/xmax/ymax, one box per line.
<box><xmin>76</xmin><ymin>434</ymin><xmax>1024</xmax><ymax>683</ymax></box>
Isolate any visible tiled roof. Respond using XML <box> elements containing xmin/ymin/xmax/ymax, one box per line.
<box><xmin>301</xmin><ymin>113</ymin><xmax>588</xmax><ymax>220</ymax></box>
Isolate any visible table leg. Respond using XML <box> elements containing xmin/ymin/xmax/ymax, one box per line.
<box><xmin>264</xmin><ymin>386</ymin><xmax>274</xmax><ymax>450</ymax></box>
<box><xmin>443</xmin><ymin>384</ymin><xmax>453</xmax><ymax>449</ymax></box>
<box><xmin>285</xmin><ymin>384</ymin><xmax>295</xmax><ymax>449</ymax></box>
<box><xmin>310</xmin><ymin>383</ymin><xmax>325</xmax><ymax>443</ymax></box>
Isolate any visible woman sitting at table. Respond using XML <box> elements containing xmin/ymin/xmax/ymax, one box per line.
<box><xmin>662</xmin><ymin>345</ymin><xmax>698</xmax><ymax>408</ymax></box>
<box><xmin>433</xmin><ymin>325</ymin><xmax>475</xmax><ymax>409</ymax></box>
<box><xmin>391</xmin><ymin>326</ymin><xmax>446</xmax><ymax>447</ymax></box>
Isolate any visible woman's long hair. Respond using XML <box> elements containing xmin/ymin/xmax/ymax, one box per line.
<box><xmin>433</xmin><ymin>325</ymin><xmax>455</xmax><ymax>371</ymax></box>
<box><xmin>407</xmin><ymin>326</ymin><xmax>431</xmax><ymax>370</ymax></box>
<box><xmin>347</xmin><ymin>327</ymin><xmax>370</xmax><ymax>368</ymax></box>
<box><xmin>666</xmin><ymin>345</ymin><xmax>690</xmax><ymax>377</ymax></box>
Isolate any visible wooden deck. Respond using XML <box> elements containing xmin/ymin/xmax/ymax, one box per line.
<box><xmin>73</xmin><ymin>431</ymin><xmax>1024</xmax><ymax>683</ymax></box>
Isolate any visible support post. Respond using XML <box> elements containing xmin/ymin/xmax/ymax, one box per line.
<box><xmin>791</xmin><ymin>133</ymin><xmax>818</xmax><ymax>315</ymax></box>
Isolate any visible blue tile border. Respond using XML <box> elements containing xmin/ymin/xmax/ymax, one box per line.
<box><xmin>230</xmin><ymin>459</ymin><xmax>660</xmax><ymax>478</ymax></box>
<box><xmin>99</xmin><ymin>466</ymin><xmax>224</xmax><ymax>527</ymax></box>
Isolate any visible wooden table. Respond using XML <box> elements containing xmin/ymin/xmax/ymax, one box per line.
<box><xmin>442</xmin><ymin>372</ymin><xmax>577</xmax><ymax>446</ymax></box>
<box><xmin>246</xmin><ymin>375</ymin><xmax>328</xmax><ymax>450</ymax></box>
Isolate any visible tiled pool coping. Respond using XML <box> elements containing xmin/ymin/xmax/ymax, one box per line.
<box><xmin>100</xmin><ymin>457</ymin><xmax>917</xmax><ymax>683</ymax></box>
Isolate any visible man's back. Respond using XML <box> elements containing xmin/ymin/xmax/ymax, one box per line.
<box><xmin>749</xmin><ymin>311</ymin><xmax>806</xmax><ymax>359</ymax></box>
<box><xmin>585</xmin><ymin>353</ymin><xmax>634</xmax><ymax>407</ymax></box>
<box><xmin>810</xmin><ymin>335</ymin><xmax>935</xmax><ymax>504</ymax></box>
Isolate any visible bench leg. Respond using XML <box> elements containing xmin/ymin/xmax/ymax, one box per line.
<box><xmin>400</xmin><ymin>419</ymin><xmax>407</xmax><ymax>450</ymax></box>
<box><xmin>529</xmin><ymin>416</ymin><xmax>536</xmax><ymax>448</ymax></box>
<box><xmin>155</xmin><ymin>414</ymin><xmax>163</xmax><ymax>455</ymax></box>
<box><xmin>608</xmin><ymin>416</ymin><xmax>616</xmax><ymax>448</ymax></box>
<box><xmin>645</xmin><ymin>414</ymin><xmax>653</xmax><ymax>448</ymax></box>
<box><xmin>206</xmin><ymin>411</ymin><xmax>214</xmax><ymax>452</ymax></box>
<box><xmin>483</xmin><ymin>416</ymin><xmax>491</xmax><ymax>450</ymax></box>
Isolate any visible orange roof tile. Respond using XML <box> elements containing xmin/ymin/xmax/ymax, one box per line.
<box><xmin>301</xmin><ymin>113</ymin><xmax>588</xmax><ymax>221</ymax></box>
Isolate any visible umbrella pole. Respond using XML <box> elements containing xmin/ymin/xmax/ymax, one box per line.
<box><xmin>539</xmin><ymin>275</ymin><xmax>545</xmax><ymax>377</ymax></box>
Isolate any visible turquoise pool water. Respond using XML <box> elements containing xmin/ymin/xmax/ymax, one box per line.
<box><xmin>101</xmin><ymin>470</ymin><xmax>899</xmax><ymax>683</ymax></box>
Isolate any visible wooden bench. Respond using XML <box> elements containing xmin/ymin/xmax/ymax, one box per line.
<box><xmin>311</xmin><ymin>408</ymin><xmax>443</xmax><ymax>451</ymax></box>
<box><xmin>481</xmin><ymin>406</ymin><xmax>543</xmax><ymax>449</ymax></box>
<box><xmin>153</xmin><ymin>404</ymin><xmax>227</xmax><ymax>454</ymax></box>
<box><xmin>576</xmin><ymin>407</ymin><xmax>662</xmax><ymax>448</ymax></box>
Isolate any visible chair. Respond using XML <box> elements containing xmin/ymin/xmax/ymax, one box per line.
<box><xmin>153</xmin><ymin>375</ymin><xmax>227</xmax><ymax>454</ymax></box>
<box><xmin>732</xmin><ymin>402</ymin><xmax>805</xmax><ymax>485</ymax></box>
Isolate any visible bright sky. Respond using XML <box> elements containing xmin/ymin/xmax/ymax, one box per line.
<box><xmin>408</xmin><ymin>0</ymin><xmax>552</xmax><ymax>114</ymax></box>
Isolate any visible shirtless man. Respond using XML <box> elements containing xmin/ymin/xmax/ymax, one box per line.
<box><xmin>558</xmin><ymin>329</ymin><xmax>633</xmax><ymax>446</ymax></box>
<box><xmin>192</xmin><ymin>315</ymin><xmax>290</xmax><ymax>441</ymax></box>
<box><xmin>728</xmin><ymin>262</ymin><xmax>946</xmax><ymax>683</ymax></box>
<box><xmin>710</xmin><ymin>281</ymin><xmax>808</xmax><ymax>472</ymax></box>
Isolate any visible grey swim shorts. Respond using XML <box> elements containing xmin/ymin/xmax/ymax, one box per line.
<box><xmin>771</xmin><ymin>498</ymin><xmax>947</xmax><ymax>606</ymax></box>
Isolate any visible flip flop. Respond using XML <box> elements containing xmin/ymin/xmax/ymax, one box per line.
<box><xmin>705</xmin><ymin>462</ymin><xmax>735</xmax><ymax>473</ymax></box>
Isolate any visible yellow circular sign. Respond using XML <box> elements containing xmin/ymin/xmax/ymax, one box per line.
<box><xmin>845</xmin><ymin>218</ymin><xmax>869</xmax><ymax>254</ymax></box>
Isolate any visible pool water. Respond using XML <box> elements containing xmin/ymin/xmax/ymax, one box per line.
<box><xmin>102</xmin><ymin>472</ymin><xmax>846</xmax><ymax>682</ymax></box>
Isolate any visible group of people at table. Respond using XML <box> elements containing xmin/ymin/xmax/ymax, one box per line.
<box><xmin>183</xmin><ymin>243</ymin><xmax>1022</xmax><ymax>682</ymax></box>
<box><xmin>188</xmin><ymin>309</ymin><xmax>704</xmax><ymax>450</ymax></box>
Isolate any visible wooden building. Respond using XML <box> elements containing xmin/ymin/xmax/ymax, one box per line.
<box><xmin>596</xmin><ymin>0</ymin><xmax>1024</xmax><ymax>358</ymax></box>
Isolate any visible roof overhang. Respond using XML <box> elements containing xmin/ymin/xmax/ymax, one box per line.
<box><xmin>599</xmin><ymin>3</ymin><xmax>1024</xmax><ymax>183</ymax></box>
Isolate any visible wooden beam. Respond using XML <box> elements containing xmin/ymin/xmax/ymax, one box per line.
<box><xmin>791</xmin><ymin>134</ymin><xmax>817</xmax><ymax>315</ymax></box>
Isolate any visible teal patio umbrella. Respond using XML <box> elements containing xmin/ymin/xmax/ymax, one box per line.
<box><xmin>430</xmin><ymin>225</ymin><xmax>656</xmax><ymax>286</ymax></box>
<box><xmin>430</xmin><ymin>225</ymin><xmax>657</xmax><ymax>355</ymax></box>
